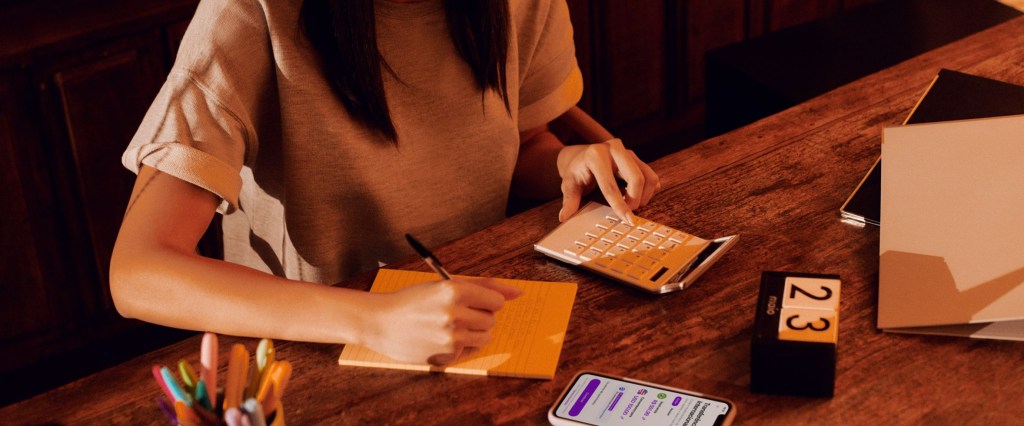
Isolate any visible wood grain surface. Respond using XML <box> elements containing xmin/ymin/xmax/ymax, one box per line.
<box><xmin>4</xmin><ymin>16</ymin><xmax>1024</xmax><ymax>426</ymax></box>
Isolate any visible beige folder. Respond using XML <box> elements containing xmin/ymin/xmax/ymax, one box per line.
<box><xmin>878</xmin><ymin>114</ymin><xmax>1024</xmax><ymax>340</ymax></box>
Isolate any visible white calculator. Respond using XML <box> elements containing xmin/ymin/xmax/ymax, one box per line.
<box><xmin>535</xmin><ymin>202</ymin><xmax>738</xmax><ymax>293</ymax></box>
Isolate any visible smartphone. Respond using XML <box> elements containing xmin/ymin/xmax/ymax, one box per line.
<box><xmin>548</xmin><ymin>371</ymin><xmax>736</xmax><ymax>426</ymax></box>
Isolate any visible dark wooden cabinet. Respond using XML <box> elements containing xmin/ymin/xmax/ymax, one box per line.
<box><xmin>564</xmin><ymin>0</ymin><xmax>881</xmax><ymax>160</ymax></box>
<box><xmin>0</xmin><ymin>0</ymin><xmax>882</xmax><ymax>404</ymax></box>
<box><xmin>42</xmin><ymin>31</ymin><xmax>167</xmax><ymax>302</ymax></box>
<box><xmin>0</xmin><ymin>0</ymin><xmax>200</xmax><ymax>406</ymax></box>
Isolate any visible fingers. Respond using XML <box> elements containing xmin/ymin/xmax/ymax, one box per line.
<box><xmin>607</xmin><ymin>143</ymin><xmax>646</xmax><ymax>210</ymax></box>
<box><xmin>583</xmin><ymin>143</ymin><xmax>634</xmax><ymax>225</ymax></box>
<box><xmin>559</xmin><ymin>179</ymin><xmax>584</xmax><ymax>222</ymax></box>
<box><xmin>631</xmin><ymin>150</ymin><xmax>661</xmax><ymax>206</ymax></box>
<box><xmin>450</xmin><ymin>305</ymin><xmax>496</xmax><ymax>331</ymax></box>
<box><xmin>465</xmin><ymin>277</ymin><xmax>523</xmax><ymax>301</ymax></box>
<box><xmin>447</xmin><ymin>278</ymin><xmax>518</xmax><ymax>313</ymax></box>
<box><xmin>559</xmin><ymin>139</ymin><xmax>661</xmax><ymax>224</ymax></box>
<box><xmin>427</xmin><ymin>349</ymin><xmax>462</xmax><ymax>366</ymax></box>
<box><xmin>426</xmin><ymin>328</ymin><xmax>492</xmax><ymax>366</ymax></box>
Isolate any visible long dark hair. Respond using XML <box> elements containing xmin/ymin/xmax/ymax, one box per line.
<box><xmin>301</xmin><ymin>0</ymin><xmax>510</xmax><ymax>142</ymax></box>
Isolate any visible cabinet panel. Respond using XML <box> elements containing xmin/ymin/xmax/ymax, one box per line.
<box><xmin>842</xmin><ymin>0</ymin><xmax>882</xmax><ymax>11</ymax></box>
<box><xmin>687</xmin><ymin>0</ymin><xmax>746</xmax><ymax>102</ymax></box>
<box><xmin>766</xmin><ymin>0</ymin><xmax>841</xmax><ymax>31</ymax></box>
<box><xmin>600</xmin><ymin>1</ymin><xmax>666</xmax><ymax>128</ymax></box>
<box><xmin>46</xmin><ymin>31</ymin><xmax>165</xmax><ymax>314</ymax></box>
<box><xmin>0</xmin><ymin>74</ymin><xmax>55</xmax><ymax>342</ymax></box>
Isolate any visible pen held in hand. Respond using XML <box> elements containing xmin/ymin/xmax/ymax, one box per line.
<box><xmin>405</xmin><ymin>233</ymin><xmax>452</xmax><ymax>280</ymax></box>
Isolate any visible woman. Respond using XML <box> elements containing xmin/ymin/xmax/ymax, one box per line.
<box><xmin>110</xmin><ymin>0</ymin><xmax>659</xmax><ymax>365</ymax></box>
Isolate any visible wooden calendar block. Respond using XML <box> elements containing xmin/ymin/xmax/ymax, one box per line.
<box><xmin>751</xmin><ymin>271</ymin><xmax>841</xmax><ymax>397</ymax></box>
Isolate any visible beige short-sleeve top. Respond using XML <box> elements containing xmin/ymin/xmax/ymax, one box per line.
<box><xmin>123</xmin><ymin>0</ymin><xmax>583</xmax><ymax>283</ymax></box>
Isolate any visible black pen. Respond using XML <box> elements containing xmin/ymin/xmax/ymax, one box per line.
<box><xmin>405</xmin><ymin>233</ymin><xmax>452</xmax><ymax>280</ymax></box>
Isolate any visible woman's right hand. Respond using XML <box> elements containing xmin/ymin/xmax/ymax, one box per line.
<box><xmin>364</xmin><ymin>278</ymin><xmax>523</xmax><ymax>365</ymax></box>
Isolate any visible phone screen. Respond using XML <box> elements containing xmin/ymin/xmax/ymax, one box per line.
<box><xmin>552</xmin><ymin>373</ymin><xmax>732</xmax><ymax>426</ymax></box>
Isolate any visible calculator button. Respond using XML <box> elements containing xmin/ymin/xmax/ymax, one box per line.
<box><xmin>607</xmin><ymin>246</ymin><xmax>628</xmax><ymax>257</ymax></box>
<box><xmin>598</xmin><ymin>217</ymin><xmax>619</xmax><ymax>229</ymax></box>
<box><xmin>587</xmin><ymin>248</ymin><xmax>603</xmax><ymax>260</ymax></box>
<box><xmin>609</xmin><ymin>259</ymin><xmax>631</xmax><ymax>274</ymax></box>
<box><xmin>593</xmin><ymin>240</ymin><xmax>614</xmax><ymax>251</ymax></box>
<box><xmin>645</xmin><ymin>234</ymin><xmax>665</xmax><ymax>246</ymax></box>
<box><xmin>668</xmin><ymin>233</ymin><xmax>688</xmax><ymax>244</ymax></box>
<box><xmin>620</xmin><ymin>251</ymin><xmax>642</xmax><ymax>264</ymax></box>
<box><xmin>636</xmin><ymin>221</ymin><xmax>653</xmax><ymax>232</ymax></box>
<box><xmin>621</xmin><ymin>236</ymin><xmax>641</xmax><ymax>248</ymax></box>
<box><xmin>627</xmin><ymin>229</ymin><xmax>649</xmax><ymax>240</ymax></box>
<box><xmin>636</xmin><ymin>256</ymin><xmax>659</xmax><ymax>270</ymax></box>
<box><xmin>593</xmin><ymin>255</ymin><xmax>613</xmax><ymax>268</ymax></box>
<box><xmin>647</xmin><ymin>248</ymin><xmax>671</xmax><ymax>260</ymax></box>
<box><xmin>639</xmin><ymin>241</ymin><xmax>657</xmax><ymax>252</ymax></box>
<box><xmin>601</xmin><ymin>233</ymin><xmax>622</xmax><ymax>244</ymax></box>
<box><xmin>576</xmin><ymin>235</ymin><xmax>597</xmax><ymax>246</ymax></box>
<box><xmin>565</xmin><ymin>243</ymin><xmax>588</xmax><ymax>257</ymax></box>
<box><xmin>661</xmin><ymin>240</ymin><xmax>679</xmax><ymax>250</ymax></box>
<box><xmin>586</xmin><ymin>227</ymin><xmax>606</xmax><ymax>238</ymax></box>
<box><xmin>611</xmin><ymin>223</ymin><xmax>632</xmax><ymax>235</ymax></box>
<box><xmin>654</xmin><ymin>226</ymin><xmax>675</xmax><ymax>238</ymax></box>
<box><xmin>625</xmin><ymin>266</ymin><xmax>647</xmax><ymax>280</ymax></box>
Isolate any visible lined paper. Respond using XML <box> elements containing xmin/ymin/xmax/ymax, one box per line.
<box><xmin>338</xmin><ymin>269</ymin><xmax>577</xmax><ymax>379</ymax></box>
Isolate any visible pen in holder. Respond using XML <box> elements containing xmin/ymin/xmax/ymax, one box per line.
<box><xmin>152</xmin><ymin>333</ymin><xmax>290</xmax><ymax>426</ymax></box>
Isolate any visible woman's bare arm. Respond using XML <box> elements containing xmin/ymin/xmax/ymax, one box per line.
<box><xmin>110</xmin><ymin>165</ymin><xmax>519</xmax><ymax>364</ymax></box>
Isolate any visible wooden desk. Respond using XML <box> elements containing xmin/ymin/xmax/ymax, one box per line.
<box><xmin>5</xmin><ymin>16</ymin><xmax>1024</xmax><ymax>426</ymax></box>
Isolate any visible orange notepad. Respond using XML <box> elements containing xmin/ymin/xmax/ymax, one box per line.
<box><xmin>338</xmin><ymin>269</ymin><xmax>577</xmax><ymax>379</ymax></box>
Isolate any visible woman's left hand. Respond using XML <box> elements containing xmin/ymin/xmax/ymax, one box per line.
<box><xmin>556</xmin><ymin>138</ymin><xmax>661</xmax><ymax>224</ymax></box>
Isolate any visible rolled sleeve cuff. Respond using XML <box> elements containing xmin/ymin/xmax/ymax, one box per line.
<box><xmin>123</xmin><ymin>142</ymin><xmax>242</xmax><ymax>213</ymax></box>
<box><xmin>518</xmin><ymin>65</ymin><xmax>583</xmax><ymax>132</ymax></box>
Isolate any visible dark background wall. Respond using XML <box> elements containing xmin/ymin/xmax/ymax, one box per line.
<box><xmin>0</xmin><ymin>0</ymin><xmax>888</xmax><ymax>405</ymax></box>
